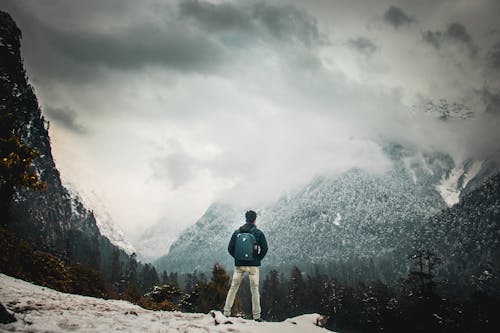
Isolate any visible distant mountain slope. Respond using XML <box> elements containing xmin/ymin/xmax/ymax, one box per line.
<box><xmin>156</xmin><ymin>145</ymin><xmax>497</xmax><ymax>289</ymax></box>
<box><xmin>132</xmin><ymin>219</ymin><xmax>184</xmax><ymax>262</ymax></box>
<box><xmin>155</xmin><ymin>203</ymin><xmax>242</xmax><ymax>272</ymax></box>
<box><xmin>64</xmin><ymin>183</ymin><xmax>136</xmax><ymax>255</ymax></box>
<box><xmin>418</xmin><ymin>172</ymin><xmax>500</xmax><ymax>295</ymax></box>
<box><xmin>156</xmin><ymin>151</ymin><xmax>452</xmax><ymax>277</ymax></box>
<box><xmin>0</xmin><ymin>11</ymin><xmax>132</xmax><ymax>279</ymax></box>
<box><xmin>0</xmin><ymin>274</ymin><xmax>331</xmax><ymax>333</ymax></box>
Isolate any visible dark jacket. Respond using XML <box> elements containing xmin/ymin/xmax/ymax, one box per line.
<box><xmin>228</xmin><ymin>222</ymin><xmax>268</xmax><ymax>267</ymax></box>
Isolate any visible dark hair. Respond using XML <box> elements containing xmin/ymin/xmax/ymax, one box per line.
<box><xmin>245</xmin><ymin>210</ymin><xmax>257</xmax><ymax>223</ymax></box>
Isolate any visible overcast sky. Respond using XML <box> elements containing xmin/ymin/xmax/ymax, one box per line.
<box><xmin>1</xmin><ymin>0</ymin><xmax>499</xmax><ymax>244</ymax></box>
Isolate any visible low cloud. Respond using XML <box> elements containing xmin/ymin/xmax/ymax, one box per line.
<box><xmin>422</xmin><ymin>30</ymin><xmax>442</xmax><ymax>49</ymax></box>
<box><xmin>44</xmin><ymin>106</ymin><xmax>87</xmax><ymax>134</ymax></box>
<box><xmin>46</xmin><ymin>23</ymin><xmax>226</xmax><ymax>73</ymax></box>
<box><xmin>383</xmin><ymin>6</ymin><xmax>414</xmax><ymax>28</ymax></box>
<box><xmin>447</xmin><ymin>22</ymin><xmax>478</xmax><ymax>56</ymax></box>
<box><xmin>179</xmin><ymin>0</ymin><xmax>254</xmax><ymax>34</ymax></box>
<box><xmin>151</xmin><ymin>141</ymin><xmax>200</xmax><ymax>190</ymax></box>
<box><xmin>252</xmin><ymin>2</ymin><xmax>322</xmax><ymax>48</ymax></box>
<box><xmin>481</xmin><ymin>88</ymin><xmax>500</xmax><ymax>114</ymax></box>
<box><xmin>487</xmin><ymin>42</ymin><xmax>500</xmax><ymax>69</ymax></box>
<box><xmin>422</xmin><ymin>22</ymin><xmax>477</xmax><ymax>57</ymax></box>
<box><xmin>347</xmin><ymin>37</ymin><xmax>377</xmax><ymax>57</ymax></box>
<box><xmin>180</xmin><ymin>0</ymin><xmax>323</xmax><ymax>48</ymax></box>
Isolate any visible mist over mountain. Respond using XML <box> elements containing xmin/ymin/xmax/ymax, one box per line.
<box><xmin>132</xmin><ymin>219</ymin><xmax>184</xmax><ymax>262</ymax></box>
<box><xmin>156</xmin><ymin>144</ymin><xmax>499</xmax><ymax>292</ymax></box>
<box><xmin>63</xmin><ymin>183</ymin><xmax>137</xmax><ymax>255</ymax></box>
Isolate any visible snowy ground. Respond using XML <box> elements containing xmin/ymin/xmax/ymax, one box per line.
<box><xmin>0</xmin><ymin>274</ymin><xmax>333</xmax><ymax>332</ymax></box>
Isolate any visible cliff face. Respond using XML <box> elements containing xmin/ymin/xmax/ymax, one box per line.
<box><xmin>0</xmin><ymin>11</ymin><xmax>129</xmax><ymax>276</ymax></box>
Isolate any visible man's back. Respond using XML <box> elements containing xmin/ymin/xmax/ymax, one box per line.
<box><xmin>228</xmin><ymin>221</ymin><xmax>268</xmax><ymax>267</ymax></box>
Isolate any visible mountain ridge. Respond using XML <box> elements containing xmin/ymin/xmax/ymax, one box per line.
<box><xmin>155</xmin><ymin>149</ymin><xmax>498</xmax><ymax>291</ymax></box>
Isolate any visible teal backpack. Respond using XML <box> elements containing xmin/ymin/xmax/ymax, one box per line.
<box><xmin>234</xmin><ymin>232</ymin><xmax>257</xmax><ymax>261</ymax></box>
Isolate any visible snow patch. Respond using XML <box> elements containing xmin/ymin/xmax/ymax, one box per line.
<box><xmin>419</xmin><ymin>154</ymin><xmax>434</xmax><ymax>176</ymax></box>
<box><xmin>0</xmin><ymin>274</ymin><xmax>334</xmax><ymax>333</ymax></box>
<box><xmin>462</xmin><ymin>160</ymin><xmax>482</xmax><ymax>190</ymax></box>
<box><xmin>333</xmin><ymin>213</ymin><xmax>342</xmax><ymax>226</ymax></box>
<box><xmin>403</xmin><ymin>157</ymin><xmax>418</xmax><ymax>184</ymax></box>
<box><xmin>435</xmin><ymin>165</ymin><xmax>464</xmax><ymax>207</ymax></box>
<box><xmin>435</xmin><ymin>160</ymin><xmax>482</xmax><ymax>207</ymax></box>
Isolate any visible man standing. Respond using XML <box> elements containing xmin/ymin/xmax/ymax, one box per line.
<box><xmin>223</xmin><ymin>210</ymin><xmax>268</xmax><ymax>321</ymax></box>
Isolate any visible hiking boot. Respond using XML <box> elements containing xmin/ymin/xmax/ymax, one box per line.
<box><xmin>254</xmin><ymin>318</ymin><xmax>264</xmax><ymax>322</ymax></box>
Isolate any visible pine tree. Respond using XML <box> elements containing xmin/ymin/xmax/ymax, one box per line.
<box><xmin>401</xmin><ymin>249</ymin><xmax>444</xmax><ymax>332</ymax></box>
<box><xmin>161</xmin><ymin>270</ymin><xmax>169</xmax><ymax>285</ymax></box>
<box><xmin>140</xmin><ymin>263</ymin><xmax>159</xmax><ymax>293</ymax></box>
<box><xmin>125</xmin><ymin>252</ymin><xmax>138</xmax><ymax>289</ymax></box>
<box><xmin>287</xmin><ymin>266</ymin><xmax>307</xmax><ymax>316</ymax></box>
<box><xmin>168</xmin><ymin>272</ymin><xmax>179</xmax><ymax>288</ymax></box>
<box><xmin>110</xmin><ymin>249</ymin><xmax>122</xmax><ymax>287</ymax></box>
<box><xmin>405</xmin><ymin>249</ymin><xmax>442</xmax><ymax>298</ymax></box>
<box><xmin>305</xmin><ymin>267</ymin><xmax>326</xmax><ymax>313</ymax></box>
<box><xmin>197</xmin><ymin>263</ymin><xmax>230</xmax><ymax>313</ymax></box>
<box><xmin>262</xmin><ymin>269</ymin><xmax>286</xmax><ymax>320</ymax></box>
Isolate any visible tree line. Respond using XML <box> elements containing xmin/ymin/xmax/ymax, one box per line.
<box><xmin>123</xmin><ymin>250</ymin><xmax>499</xmax><ymax>333</ymax></box>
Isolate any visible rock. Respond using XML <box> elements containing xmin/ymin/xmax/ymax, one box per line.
<box><xmin>0</xmin><ymin>303</ymin><xmax>16</xmax><ymax>324</ymax></box>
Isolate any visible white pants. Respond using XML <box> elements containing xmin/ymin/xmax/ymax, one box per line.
<box><xmin>223</xmin><ymin>266</ymin><xmax>261</xmax><ymax>319</ymax></box>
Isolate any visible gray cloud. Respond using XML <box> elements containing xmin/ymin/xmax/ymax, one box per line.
<box><xmin>2</xmin><ymin>0</ymin><xmax>325</xmax><ymax>85</ymax></box>
<box><xmin>422</xmin><ymin>22</ymin><xmax>477</xmax><ymax>57</ymax></box>
<box><xmin>447</xmin><ymin>22</ymin><xmax>478</xmax><ymax>56</ymax></box>
<box><xmin>46</xmin><ymin>23</ymin><xmax>226</xmax><ymax>72</ymax></box>
<box><xmin>481</xmin><ymin>88</ymin><xmax>500</xmax><ymax>114</ymax></box>
<box><xmin>347</xmin><ymin>37</ymin><xmax>377</xmax><ymax>57</ymax></box>
<box><xmin>44</xmin><ymin>106</ymin><xmax>87</xmax><ymax>134</ymax></box>
<box><xmin>422</xmin><ymin>30</ymin><xmax>442</xmax><ymax>49</ymax></box>
<box><xmin>383</xmin><ymin>6</ymin><xmax>414</xmax><ymax>28</ymax></box>
<box><xmin>151</xmin><ymin>142</ymin><xmax>200</xmax><ymax>190</ymax></box>
<box><xmin>252</xmin><ymin>2</ymin><xmax>321</xmax><ymax>48</ymax></box>
<box><xmin>156</xmin><ymin>153</ymin><xmax>195</xmax><ymax>190</ymax></box>
<box><xmin>179</xmin><ymin>0</ymin><xmax>322</xmax><ymax>48</ymax></box>
<box><xmin>1</xmin><ymin>0</ymin><xmax>226</xmax><ymax>84</ymax></box>
<box><xmin>487</xmin><ymin>42</ymin><xmax>500</xmax><ymax>69</ymax></box>
<box><xmin>179</xmin><ymin>0</ymin><xmax>254</xmax><ymax>34</ymax></box>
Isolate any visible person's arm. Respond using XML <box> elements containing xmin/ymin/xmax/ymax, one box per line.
<box><xmin>258</xmin><ymin>232</ymin><xmax>268</xmax><ymax>260</ymax></box>
<box><xmin>228</xmin><ymin>231</ymin><xmax>237</xmax><ymax>257</ymax></box>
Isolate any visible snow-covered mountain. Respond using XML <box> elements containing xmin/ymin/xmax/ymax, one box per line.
<box><xmin>64</xmin><ymin>183</ymin><xmax>136</xmax><ymax>255</ymax></box>
<box><xmin>156</xmin><ymin>144</ymin><xmax>497</xmax><ymax>287</ymax></box>
<box><xmin>0</xmin><ymin>274</ymin><xmax>332</xmax><ymax>333</ymax></box>
<box><xmin>155</xmin><ymin>203</ymin><xmax>243</xmax><ymax>272</ymax></box>
<box><xmin>419</xmin><ymin>172</ymin><xmax>500</xmax><ymax>294</ymax></box>
<box><xmin>131</xmin><ymin>219</ymin><xmax>184</xmax><ymax>262</ymax></box>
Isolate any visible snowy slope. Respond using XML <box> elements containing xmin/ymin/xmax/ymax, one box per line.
<box><xmin>132</xmin><ymin>220</ymin><xmax>184</xmax><ymax>262</ymax></box>
<box><xmin>0</xmin><ymin>274</ymin><xmax>333</xmax><ymax>333</ymax></box>
<box><xmin>64</xmin><ymin>182</ymin><xmax>136</xmax><ymax>255</ymax></box>
<box><xmin>156</xmin><ymin>164</ymin><xmax>447</xmax><ymax>275</ymax></box>
<box><xmin>435</xmin><ymin>160</ymin><xmax>483</xmax><ymax>207</ymax></box>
